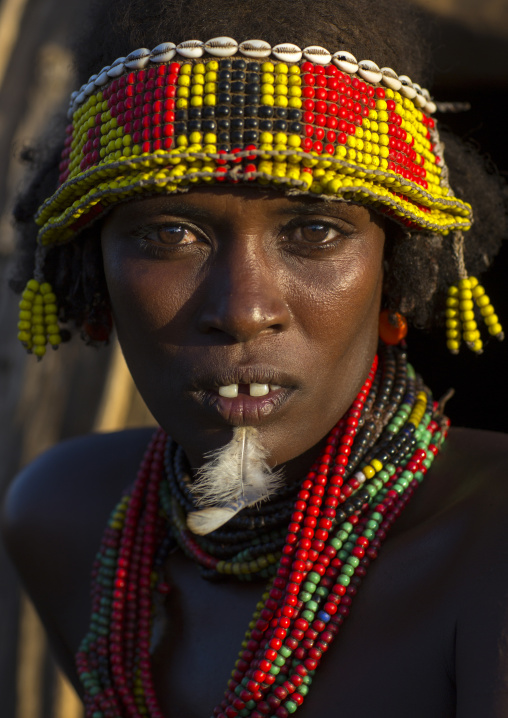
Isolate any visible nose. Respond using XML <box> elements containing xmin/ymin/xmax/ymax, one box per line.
<box><xmin>196</xmin><ymin>240</ymin><xmax>291</xmax><ymax>342</ymax></box>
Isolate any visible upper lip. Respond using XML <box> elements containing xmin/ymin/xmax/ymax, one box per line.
<box><xmin>189</xmin><ymin>366</ymin><xmax>297</xmax><ymax>391</ymax></box>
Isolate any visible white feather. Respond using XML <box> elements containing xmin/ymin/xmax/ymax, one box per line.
<box><xmin>187</xmin><ymin>426</ymin><xmax>283</xmax><ymax>535</ymax></box>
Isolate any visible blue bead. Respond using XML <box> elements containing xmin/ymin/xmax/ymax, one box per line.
<box><xmin>317</xmin><ymin>610</ymin><xmax>331</xmax><ymax>622</ymax></box>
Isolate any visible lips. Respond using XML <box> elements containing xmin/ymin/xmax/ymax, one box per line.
<box><xmin>189</xmin><ymin>367</ymin><xmax>297</xmax><ymax>426</ymax></box>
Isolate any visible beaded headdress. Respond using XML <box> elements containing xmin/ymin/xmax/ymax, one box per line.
<box><xmin>18</xmin><ymin>38</ymin><xmax>503</xmax><ymax>356</ymax></box>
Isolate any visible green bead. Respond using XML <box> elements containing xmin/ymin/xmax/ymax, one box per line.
<box><xmin>337</xmin><ymin>549</ymin><xmax>348</xmax><ymax>561</ymax></box>
<box><xmin>365</xmin><ymin>520</ymin><xmax>378</xmax><ymax>530</ymax></box>
<box><xmin>386</xmin><ymin>463</ymin><xmax>396</xmax><ymax>475</ymax></box>
<box><xmin>269</xmin><ymin>664</ymin><xmax>281</xmax><ymax>675</ymax></box>
<box><xmin>299</xmin><ymin>684</ymin><xmax>309</xmax><ymax>696</ymax></box>
<box><xmin>423</xmin><ymin>458</ymin><xmax>432</xmax><ymax>469</ymax></box>
<box><xmin>371</xmin><ymin>511</ymin><xmax>383</xmax><ymax>521</ymax></box>
<box><xmin>303</xmin><ymin>581</ymin><xmax>316</xmax><ymax>593</ymax></box>
<box><xmin>342</xmin><ymin>522</ymin><xmax>354</xmax><ymax>533</ymax></box>
<box><xmin>299</xmin><ymin>590</ymin><xmax>312</xmax><ymax>602</ymax></box>
<box><xmin>337</xmin><ymin>574</ymin><xmax>350</xmax><ymax>586</ymax></box>
<box><xmin>378</xmin><ymin>470</ymin><xmax>389</xmax><ymax>483</ymax></box>
<box><xmin>284</xmin><ymin>700</ymin><xmax>298</xmax><ymax>713</ymax></box>
<box><xmin>305</xmin><ymin>600</ymin><xmax>319</xmax><ymax>612</ymax></box>
<box><xmin>238</xmin><ymin>710</ymin><xmax>249</xmax><ymax>717</ymax></box>
<box><xmin>315</xmin><ymin>586</ymin><xmax>327</xmax><ymax>597</ymax></box>
<box><xmin>275</xmin><ymin>655</ymin><xmax>285</xmax><ymax>666</ymax></box>
<box><xmin>347</xmin><ymin>556</ymin><xmax>360</xmax><ymax>568</ymax></box>
<box><xmin>363</xmin><ymin>529</ymin><xmax>375</xmax><ymax>540</ymax></box>
<box><xmin>280</xmin><ymin>646</ymin><xmax>291</xmax><ymax>658</ymax></box>
<box><xmin>366</xmin><ymin>484</ymin><xmax>377</xmax><ymax>497</ymax></box>
<box><xmin>245</xmin><ymin>700</ymin><xmax>256</xmax><ymax>709</ymax></box>
<box><xmin>401</xmin><ymin>469</ymin><xmax>413</xmax><ymax>480</ymax></box>
<box><xmin>330</xmin><ymin>537</ymin><xmax>343</xmax><ymax>550</ymax></box>
<box><xmin>302</xmin><ymin>609</ymin><xmax>314</xmax><ymax>621</ymax></box>
<box><xmin>336</xmin><ymin>530</ymin><xmax>349</xmax><ymax>541</ymax></box>
<box><xmin>307</xmin><ymin>571</ymin><xmax>321</xmax><ymax>584</ymax></box>
<box><xmin>342</xmin><ymin>564</ymin><xmax>354</xmax><ymax>576</ymax></box>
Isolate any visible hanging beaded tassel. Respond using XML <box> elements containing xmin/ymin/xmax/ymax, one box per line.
<box><xmin>17</xmin><ymin>248</ymin><xmax>62</xmax><ymax>359</ymax></box>
<box><xmin>445</xmin><ymin>233</ymin><xmax>503</xmax><ymax>354</ymax></box>
<box><xmin>75</xmin><ymin>346</ymin><xmax>449</xmax><ymax>717</ymax></box>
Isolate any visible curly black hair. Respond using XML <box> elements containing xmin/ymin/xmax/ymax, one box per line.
<box><xmin>10</xmin><ymin>0</ymin><xmax>508</xmax><ymax>343</ymax></box>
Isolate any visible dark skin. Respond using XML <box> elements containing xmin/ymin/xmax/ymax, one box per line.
<box><xmin>3</xmin><ymin>188</ymin><xmax>508</xmax><ymax>717</ymax></box>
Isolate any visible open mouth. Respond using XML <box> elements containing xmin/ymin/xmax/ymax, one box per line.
<box><xmin>217</xmin><ymin>382</ymin><xmax>282</xmax><ymax>398</ymax></box>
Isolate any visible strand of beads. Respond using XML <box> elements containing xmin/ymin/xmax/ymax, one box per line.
<box><xmin>446</xmin><ymin>276</ymin><xmax>503</xmax><ymax>354</ymax></box>
<box><xmin>214</xmin><ymin>356</ymin><xmax>446</xmax><ymax>717</ymax></box>
<box><xmin>17</xmin><ymin>279</ymin><xmax>62</xmax><ymax>358</ymax></box>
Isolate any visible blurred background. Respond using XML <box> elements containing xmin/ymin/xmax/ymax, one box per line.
<box><xmin>0</xmin><ymin>0</ymin><xmax>506</xmax><ymax>716</ymax></box>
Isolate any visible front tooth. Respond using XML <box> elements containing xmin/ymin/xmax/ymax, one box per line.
<box><xmin>270</xmin><ymin>384</ymin><xmax>281</xmax><ymax>391</ymax></box>
<box><xmin>250</xmin><ymin>383</ymin><xmax>270</xmax><ymax>397</ymax></box>
<box><xmin>218</xmin><ymin>384</ymin><xmax>238</xmax><ymax>398</ymax></box>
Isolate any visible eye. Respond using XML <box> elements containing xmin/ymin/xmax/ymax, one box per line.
<box><xmin>294</xmin><ymin>223</ymin><xmax>340</xmax><ymax>244</ymax></box>
<box><xmin>146</xmin><ymin>224</ymin><xmax>200</xmax><ymax>246</ymax></box>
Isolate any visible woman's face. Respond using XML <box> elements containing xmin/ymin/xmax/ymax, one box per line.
<box><xmin>101</xmin><ymin>187</ymin><xmax>385</xmax><ymax>473</ymax></box>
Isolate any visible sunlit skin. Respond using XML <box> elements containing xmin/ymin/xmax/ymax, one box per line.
<box><xmin>101</xmin><ymin>187</ymin><xmax>386</xmax><ymax>479</ymax></box>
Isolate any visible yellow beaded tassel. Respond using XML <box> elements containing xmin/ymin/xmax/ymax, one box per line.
<box><xmin>446</xmin><ymin>277</ymin><xmax>503</xmax><ymax>354</ymax></box>
<box><xmin>17</xmin><ymin>278</ymin><xmax>62</xmax><ymax>359</ymax></box>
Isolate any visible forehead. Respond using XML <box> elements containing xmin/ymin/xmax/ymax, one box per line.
<box><xmin>104</xmin><ymin>186</ymin><xmax>382</xmax><ymax>227</ymax></box>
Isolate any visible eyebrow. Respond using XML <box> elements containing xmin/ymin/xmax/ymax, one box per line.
<box><xmin>273</xmin><ymin>200</ymin><xmax>353</xmax><ymax>218</ymax></box>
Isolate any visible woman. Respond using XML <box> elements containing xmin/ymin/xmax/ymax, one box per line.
<box><xmin>3</xmin><ymin>0</ymin><xmax>508</xmax><ymax>715</ymax></box>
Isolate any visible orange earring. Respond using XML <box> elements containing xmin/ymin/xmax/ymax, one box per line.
<box><xmin>379</xmin><ymin>309</ymin><xmax>408</xmax><ymax>345</ymax></box>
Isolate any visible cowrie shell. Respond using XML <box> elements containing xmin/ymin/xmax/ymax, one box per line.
<box><xmin>176</xmin><ymin>40</ymin><xmax>204</xmax><ymax>58</ymax></box>
<box><xmin>425</xmin><ymin>99</ymin><xmax>437</xmax><ymax>114</ymax></box>
<box><xmin>332</xmin><ymin>50</ymin><xmax>358</xmax><ymax>74</ymax></box>
<box><xmin>204</xmin><ymin>36</ymin><xmax>238</xmax><ymax>57</ymax></box>
<box><xmin>107</xmin><ymin>58</ymin><xmax>126</xmax><ymax>78</ymax></box>
<box><xmin>358</xmin><ymin>59</ymin><xmax>382</xmax><ymax>84</ymax></box>
<box><xmin>399</xmin><ymin>75</ymin><xmax>417</xmax><ymax>99</ymax></box>
<box><xmin>75</xmin><ymin>90</ymin><xmax>86</xmax><ymax>105</ymax></box>
<box><xmin>412</xmin><ymin>83</ymin><xmax>427</xmax><ymax>108</ymax></box>
<box><xmin>239</xmin><ymin>39</ymin><xmax>272</xmax><ymax>58</ymax></box>
<box><xmin>303</xmin><ymin>45</ymin><xmax>332</xmax><ymax>65</ymax></box>
<box><xmin>380</xmin><ymin>67</ymin><xmax>401</xmax><ymax>91</ymax></box>
<box><xmin>150</xmin><ymin>42</ymin><xmax>176</xmax><ymax>63</ymax></box>
<box><xmin>84</xmin><ymin>79</ymin><xmax>98</xmax><ymax>96</ymax></box>
<box><xmin>95</xmin><ymin>67</ymin><xmax>111</xmax><ymax>86</ymax></box>
<box><xmin>272</xmin><ymin>43</ymin><xmax>302</xmax><ymax>63</ymax></box>
<box><xmin>125</xmin><ymin>48</ymin><xmax>151</xmax><ymax>70</ymax></box>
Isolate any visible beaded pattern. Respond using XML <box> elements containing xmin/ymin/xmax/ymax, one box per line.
<box><xmin>76</xmin><ymin>346</ymin><xmax>449</xmax><ymax>717</ymax></box>
<box><xmin>445</xmin><ymin>276</ymin><xmax>504</xmax><ymax>353</ymax></box>
<box><xmin>35</xmin><ymin>42</ymin><xmax>472</xmax><ymax>247</ymax></box>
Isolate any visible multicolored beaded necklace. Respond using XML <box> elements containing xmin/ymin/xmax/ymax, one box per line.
<box><xmin>76</xmin><ymin>344</ymin><xmax>449</xmax><ymax>717</ymax></box>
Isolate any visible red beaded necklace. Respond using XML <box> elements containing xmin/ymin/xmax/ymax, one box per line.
<box><xmin>76</xmin><ymin>347</ymin><xmax>448</xmax><ymax>717</ymax></box>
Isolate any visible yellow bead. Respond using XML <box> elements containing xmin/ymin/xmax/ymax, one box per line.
<box><xmin>458</xmin><ymin>278</ymin><xmax>471</xmax><ymax>290</ymax></box>
<box><xmin>17</xmin><ymin>331</ymin><xmax>31</xmax><ymax>342</ymax></box>
<box><xmin>48</xmin><ymin>334</ymin><xmax>61</xmax><ymax>346</ymax></box>
<box><xmin>462</xmin><ymin>320</ymin><xmax>477</xmax><ymax>332</ymax></box>
<box><xmin>480</xmin><ymin>305</ymin><xmax>494</xmax><ymax>317</ymax></box>
<box><xmin>363</xmin><ymin>465</ymin><xmax>375</xmax><ymax>479</ymax></box>
<box><xmin>447</xmin><ymin>329</ymin><xmax>460</xmax><ymax>340</ymax></box>
<box><xmin>488</xmin><ymin>323</ymin><xmax>503</xmax><ymax>336</ymax></box>
<box><xmin>448</xmin><ymin>285</ymin><xmax>459</xmax><ymax>296</ymax></box>
<box><xmin>458</xmin><ymin>288</ymin><xmax>472</xmax><ymax>300</ymax></box>
<box><xmin>471</xmin><ymin>339</ymin><xmax>483</xmax><ymax>352</ymax></box>
<box><xmin>476</xmin><ymin>294</ymin><xmax>489</xmax><ymax>307</ymax></box>
<box><xmin>459</xmin><ymin>299</ymin><xmax>473</xmax><ymax>311</ymax></box>
<box><xmin>371</xmin><ymin>458</ymin><xmax>383</xmax><ymax>472</ymax></box>
<box><xmin>484</xmin><ymin>314</ymin><xmax>498</xmax><ymax>326</ymax></box>
<box><xmin>33</xmin><ymin>345</ymin><xmax>46</xmax><ymax>357</ymax></box>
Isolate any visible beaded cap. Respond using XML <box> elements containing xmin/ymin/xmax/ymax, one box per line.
<box><xmin>35</xmin><ymin>38</ymin><xmax>473</xmax><ymax>247</ymax></box>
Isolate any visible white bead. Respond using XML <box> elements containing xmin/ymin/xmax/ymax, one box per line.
<box><xmin>399</xmin><ymin>75</ymin><xmax>417</xmax><ymax>99</ymax></box>
<box><xmin>380</xmin><ymin>67</ymin><xmax>402</xmax><ymax>91</ymax></box>
<box><xmin>357</xmin><ymin>59</ymin><xmax>382</xmax><ymax>84</ymax></box>
<box><xmin>271</xmin><ymin>43</ymin><xmax>302</xmax><ymax>63</ymax></box>
<box><xmin>76</xmin><ymin>90</ymin><xmax>86</xmax><ymax>105</ymax></box>
<box><xmin>125</xmin><ymin>48</ymin><xmax>151</xmax><ymax>69</ymax></box>
<box><xmin>302</xmin><ymin>45</ymin><xmax>332</xmax><ymax>65</ymax></box>
<box><xmin>238</xmin><ymin>39</ymin><xmax>272</xmax><ymax>58</ymax></box>
<box><xmin>94</xmin><ymin>67</ymin><xmax>111</xmax><ymax>86</ymax></box>
<box><xmin>412</xmin><ymin>83</ymin><xmax>427</xmax><ymax>108</ymax></box>
<box><xmin>204</xmin><ymin>36</ymin><xmax>238</xmax><ymax>57</ymax></box>
<box><xmin>107</xmin><ymin>59</ymin><xmax>126</xmax><ymax>78</ymax></box>
<box><xmin>150</xmin><ymin>42</ymin><xmax>176</xmax><ymax>63</ymax></box>
<box><xmin>176</xmin><ymin>40</ymin><xmax>204</xmax><ymax>58</ymax></box>
<box><xmin>332</xmin><ymin>50</ymin><xmax>358</xmax><ymax>74</ymax></box>
<box><xmin>425</xmin><ymin>100</ymin><xmax>437</xmax><ymax>114</ymax></box>
<box><xmin>84</xmin><ymin>81</ymin><xmax>97</xmax><ymax>96</ymax></box>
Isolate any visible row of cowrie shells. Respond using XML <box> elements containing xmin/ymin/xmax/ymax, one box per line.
<box><xmin>68</xmin><ymin>37</ymin><xmax>437</xmax><ymax>117</ymax></box>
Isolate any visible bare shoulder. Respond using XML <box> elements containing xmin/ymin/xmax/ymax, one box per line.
<box><xmin>1</xmin><ymin>427</ymin><xmax>155</xmax><ymax>684</ymax></box>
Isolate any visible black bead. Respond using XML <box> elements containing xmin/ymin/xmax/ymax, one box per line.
<box><xmin>246</xmin><ymin>72</ymin><xmax>259</xmax><ymax>84</ymax></box>
<box><xmin>288</xmin><ymin>109</ymin><xmax>302</xmax><ymax>120</ymax></box>
<box><xmin>219</xmin><ymin>60</ymin><xmax>232</xmax><ymax>71</ymax></box>
<box><xmin>243</xmin><ymin>130</ymin><xmax>259</xmax><ymax>142</ymax></box>
<box><xmin>274</xmin><ymin>120</ymin><xmax>287</xmax><ymax>131</ymax></box>
<box><xmin>216</xmin><ymin>105</ymin><xmax>230</xmax><ymax>116</ymax></box>
<box><xmin>218</xmin><ymin>132</ymin><xmax>230</xmax><ymax>143</ymax></box>
<box><xmin>175</xmin><ymin>110</ymin><xmax>187</xmax><ymax>121</ymax></box>
<box><xmin>246</xmin><ymin>94</ymin><xmax>261</xmax><ymax>106</ymax></box>
<box><xmin>174</xmin><ymin>122</ymin><xmax>186</xmax><ymax>135</ymax></box>
<box><xmin>218</xmin><ymin>81</ymin><xmax>231</xmax><ymax>92</ymax></box>
<box><xmin>289</xmin><ymin>122</ymin><xmax>302</xmax><ymax>133</ymax></box>
<box><xmin>202</xmin><ymin>106</ymin><xmax>215</xmax><ymax>118</ymax></box>
<box><xmin>232</xmin><ymin>95</ymin><xmax>245</xmax><ymax>106</ymax></box>
<box><xmin>218</xmin><ymin>93</ymin><xmax>231</xmax><ymax>104</ymax></box>
<box><xmin>259</xmin><ymin>105</ymin><xmax>274</xmax><ymax>117</ymax></box>
<box><xmin>218</xmin><ymin>119</ymin><xmax>230</xmax><ymax>130</ymax></box>
<box><xmin>232</xmin><ymin>70</ymin><xmax>246</xmax><ymax>81</ymax></box>
<box><xmin>244</xmin><ymin>105</ymin><xmax>258</xmax><ymax>116</ymax></box>
<box><xmin>231</xmin><ymin>130</ymin><xmax>243</xmax><ymax>142</ymax></box>
<box><xmin>244</xmin><ymin>118</ymin><xmax>259</xmax><ymax>129</ymax></box>
<box><xmin>219</xmin><ymin>143</ymin><xmax>230</xmax><ymax>151</ymax></box>
<box><xmin>188</xmin><ymin>107</ymin><xmax>202</xmax><ymax>119</ymax></box>
<box><xmin>259</xmin><ymin>119</ymin><xmax>273</xmax><ymax>131</ymax></box>
<box><xmin>231</xmin><ymin>118</ymin><xmax>244</xmax><ymax>129</ymax></box>
<box><xmin>248</xmin><ymin>62</ymin><xmax>260</xmax><ymax>72</ymax></box>
<box><xmin>202</xmin><ymin>119</ymin><xmax>217</xmax><ymax>131</ymax></box>
<box><xmin>231</xmin><ymin>106</ymin><xmax>244</xmax><ymax>117</ymax></box>
<box><xmin>246</xmin><ymin>82</ymin><xmax>261</xmax><ymax>95</ymax></box>
<box><xmin>275</xmin><ymin>108</ymin><xmax>288</xmax><ymax>118</ymax></box>
<box><xmin>232</xmin><ymin>59</ymin><xmax>246</xmax><ymax>70</ymax></box>
<box><xmin>188</xmin><ymin>119</ymin><xmax>201</xmax><ymax>132</ymax></box>
<box><xmin>231</xmin><ymin>81</ymin><xmax>245</xmax><ymax>93</ymax></box>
